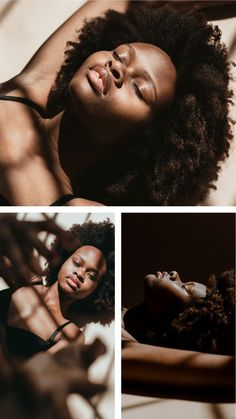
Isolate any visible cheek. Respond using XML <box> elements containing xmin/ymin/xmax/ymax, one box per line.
<box><xmin>58</xmin><ymin>261</ymin><xmax>70</xmax><ymax>279</ymax></box>
<box><xmin>69</xmin><ymin>73</ymin><xmax>152</xmax><ymax>128</ymax></box>
<box><xmin>105</xmin><ymin>88</ymin><xmax>152</xmax><ymax>126</ymax></box>
<box><xmin>86</xmin><ymin>280</ymin><xmax>98</xmax><ymax>293</ymax></box>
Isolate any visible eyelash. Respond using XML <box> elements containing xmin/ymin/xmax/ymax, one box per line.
<box><xmin>113</xmin><ymin>50</ymin><xmax>144</xmax><ymax>101</ymax></box>
<box><xmin>73</xmin><ymin>260</ymin><xmax>96</xmax><ymax>280</ymax></box>
<box><xmin>131</xmin><ymin>80</ymin><xmax>143</xmax><ymax>101</ymax></box>
<box><xmin>88</xmin><ymin>273</ymin><xmax>96</xmax><ymax>280</ymax></box>
<box><xmin>73</xmin><ymin>259</ymin><xmax>80</xmax><ymax>267</ymax></box>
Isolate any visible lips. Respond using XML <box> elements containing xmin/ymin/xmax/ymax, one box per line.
<box><xmin>66</xmin><ymin>275</ymin><xmax>80</xmax><ymax>290</ymax></box>
<box><xmin>87</xmin><ymin>65</ymin><xmax>111</xmax><ymax>95</ymax></box>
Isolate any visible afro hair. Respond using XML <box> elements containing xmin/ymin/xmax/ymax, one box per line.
<box><xmin>45</xmin><ymin>219</ymin><xmax>114</xmax><ymax>323</ymax></box>
<box><xmin>47</xmin><ymin>4</ymin><xmax>233</xmax><ymax>206</ymax></box>
<box><xmin>145</xmin><ymin>269</ymin><xmax>235</xmax><ymax>355</ymax></box>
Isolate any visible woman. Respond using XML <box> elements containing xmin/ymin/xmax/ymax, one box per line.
<box><xmin>123</xmin><ymin>269</ymin><xmax>235</xmax><ymax>355</ymax></box>
<box><xmin>0</xmin><ymin>219</ymin><xmax>114</xmax><ymax>360</ymax></box>
<box><xmin>0</xmin><ymin>1</ymin><xmax>233</xmax><ymax>205</ymax></box>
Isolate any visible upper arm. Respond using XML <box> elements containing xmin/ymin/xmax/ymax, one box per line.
<box><xmin>14</xmin><ymin>1</ymin><xmax>129</xmax><ymax>108</ymax></box>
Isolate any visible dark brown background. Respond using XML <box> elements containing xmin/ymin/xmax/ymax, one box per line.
<box><xmin>122</xmin><ymin>213</ymin><xmax>235</xmax><ymax>307</ymax></box>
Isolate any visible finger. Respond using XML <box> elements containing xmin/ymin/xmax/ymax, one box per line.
<box><xmin>20</xmin><ymin>247</ymin><xmax>44</xmax><ymax>276</ymax></box>
<box><xmin>50</xmin><ymin>392</ymin><xmax>72</xmax><ymax>419</ymax></box>
<box><xmin>71</xmin><ymin>379</ymin><xmax>106</xmax><ymax>398</ymax></box>
<box><xmin>22</xmin><ymin>231</ymin><xmax>50</xmax><ymax>260</ymax></box>
<box><xmin>31</xmin><ymin>219</ymin><xmax>80</xmax><ymax>250</ymax></box>
<box><xmin>0</xmin><ymin>230</ymin><xmax>33</xmax><ymax>282</ymax></box>
<box><xmin>31</xmin><ymin>220</ymin><xmax>80</xmax><ymax>252</ymax></box>
<box><xmin>0</xmin><ymin>256</ymin><xmax>19</xmax><ymax>289</ymax></box>
<box><xmin>0</xmin><ymin>223</ymin><xmax>43</xmax><ymax>278</ymax></box>
<box><xmin>80</xmin><ymin>338</ymin><xmax>106</xmax><ymax>368</ymax></box>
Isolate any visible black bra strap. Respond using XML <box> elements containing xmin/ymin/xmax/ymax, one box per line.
<box><xmin>0</xmin><ymin>95</ymin><xmax>47</xmax><ymax>118</ymax></box>
<box><xmin>50</xmin><ymin>194</ymin><xmax>78</xmax><ymax>206</ymax></box>
<box><xmin>47</xmin><ymin>321</ymin><xmax>72</xmax><ymax>344</ymax></box>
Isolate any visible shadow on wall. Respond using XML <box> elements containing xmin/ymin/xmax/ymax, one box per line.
<box><xmin>0</xmin><ymin>0</ymin><xmax>17</xmax><ymax>22</ymax></box>
<box><xmin>122</xmin><ymin>213</ymin><xmax>235</xmax><ymax>307</ymax></box>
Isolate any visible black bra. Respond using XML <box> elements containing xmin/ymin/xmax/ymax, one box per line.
<box><xmin>0</xmin><ymin>95</ymin><xmax>78</xmax><ymax>206</ymax></box>
<box><xmin>0</xmin><ymin>287</ymin><xmax>75</xmax><ymax>359</ymax></box>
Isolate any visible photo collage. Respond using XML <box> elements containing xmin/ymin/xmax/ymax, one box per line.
<box><xmin>0</xmin><ymin>1</ymin><xmax>235</xmax><ymax>419</ymax></box>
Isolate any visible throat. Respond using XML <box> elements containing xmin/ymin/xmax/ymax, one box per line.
<box><xmin>55</xmin><ymin>107</ymin><xmax>110</xmax><ymax>186</ymax></box>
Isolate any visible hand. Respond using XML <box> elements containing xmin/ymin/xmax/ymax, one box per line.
<box><xmin>0</xmin><ymin>215</ymin><xmax>79</xmax><ymax>289</ymax></box>
<box><xmin>18</xmin><ymin>339</ymin><xmax>106</xmax><ymax>419</ymax></box>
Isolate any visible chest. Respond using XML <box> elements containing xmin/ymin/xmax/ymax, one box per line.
<box><xmin>7</xmin><ymin>289</ymin><xmax>67</xmax><ymax>342</ymax></box>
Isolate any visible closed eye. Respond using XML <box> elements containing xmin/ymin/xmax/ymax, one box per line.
<box><xmin>131</xmin><ymin>80</ymin><xmax>144</xmax><ymax>101</ymax></box>
<box><xmin>73</xmin><ymin>258</ymin><xmax>81</xmax><ymax>267</ymax></box>
<box><xmin>113</xmin><ymin>50</ymin><xmax>123</xmax><ymax>63</ymax></box>
<box><xmin>87</xmin><ymin>272</ymin><xmax>97</xmax><ymax>281</ymax></box>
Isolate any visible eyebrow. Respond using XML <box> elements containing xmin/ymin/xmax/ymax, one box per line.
<box><xmin>127</xmin><ymin>44</ymin><xmax>158</xmax><ymax>105</ymax></box>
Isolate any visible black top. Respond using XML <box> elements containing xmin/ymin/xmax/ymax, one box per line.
<box><xmin>0</xmin><ymin>288</ymin><xmax>72</xmax><ymax>359</ymax></box>
<box><xmin>0</xmin><ymin>95</ymin><xmax>79</xmax><ymax>206</ymax></box>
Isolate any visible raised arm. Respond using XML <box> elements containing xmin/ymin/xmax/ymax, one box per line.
<box><xmin>11</xmin><ymin>0</ymin><xmax>129</xmax><ymax>109</ymax></box>
<box><xmin>122</xmin><ymin>341</ymin><xmax>235</xmax><ymax>403</ymax></box>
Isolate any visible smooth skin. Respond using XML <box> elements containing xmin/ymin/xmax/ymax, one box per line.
<box><xmin>0</xmin><ymin>1</ymin><xmax>232</xmax><ymax>205</ymax></box>
<box><xmin>122</xmin><ymin>269</ymin><xmax>234</xmax><ymax>403</ymax></box>
<box><xmin>123</xmin><ymin>270</ymin><xmax>207</xmax><ymax>340</ymax></box>
<box><xmin>0</xmin><ymin>1</ymin><xmax>176</xmax><ymax>205</ymax></box>
<box><xmin>7</xmin><ymin>245</ymin><xmax>107</xmax><ymax>353</ymax></box>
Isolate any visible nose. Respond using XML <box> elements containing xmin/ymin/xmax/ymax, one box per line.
<box><xmin>169</xmin><ymin>271</ymin><xmax>182</xmax><ymax>284</ymax></box>
<box><xmin>73</xmin><ymin>270</ymin><xmax>84</xmax><ymax>283</ymax></box>
<box><xmin>106</xmin><ymin>59</ymin><xmax>126</xmax><ymax>88</ymax></box>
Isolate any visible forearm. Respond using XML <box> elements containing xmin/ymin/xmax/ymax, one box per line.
<box><xmin>122</xmin><ymin>341</ymin><xmax>235</xmax><ymax>403</ymax></box>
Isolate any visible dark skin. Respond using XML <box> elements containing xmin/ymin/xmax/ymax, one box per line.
<box><xmin>7</xmin><ymin>246</ymin><xmax>107</xmax><ymax>353</ymax></box>
<box><xmin>0</xmin><ymin>0</ymin><xmax>233</xmax><ymax>205</ymax></box>
<box><xmin>124</xmin><ymin>270</ymin><xmax>206</xmax><ymax>342</ymax></box>
<box><xmin>0</xmin><ymin>338</ymin><xmax>107</xmax><ymax>419</ymax></box>
<box><xmin>0</xmin><ymin>214</ymin><xmax>79</xmax><ymax>289</ymax></box>
<box><xmin>0</xmin><ymin>39</ymin><xmax>176</xmax><ymax>205</ymax></box>
<box><xmin>49</xmin><ymin>42</ymin><xmax>176</xmax><ymax>189</ymax></box>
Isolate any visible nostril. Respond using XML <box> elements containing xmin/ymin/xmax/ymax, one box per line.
<box><xmin>111</xmin><ymin>68</ymin><xmax>120</xmax><ymax>80</ymax></box>
<box><xmin>73</xmin><ymin>271</ymin><xmax>84</xmax><ymax>283</ymax></box>
<box><xmin>169</xmin><ymin>271</ymin><xmax>176</xmax><ymax>280</ymax></box>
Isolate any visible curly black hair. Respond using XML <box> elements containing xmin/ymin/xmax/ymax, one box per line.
<box><xmin>45</xmin><ymin>219</ymin><xmax>114</xmax><ymax>323</ymax></box>
<box><xmin>47</xmin><ymin>4</ymin><xmax>233</xmax><ymax>206</ymax></box>
<box><xmin>145</xmin><ymin>269</ymin><xmax>235</xmax><ymax>355</ymax></box>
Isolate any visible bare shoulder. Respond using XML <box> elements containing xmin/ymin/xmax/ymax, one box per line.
<box><xmin>0</xmin><ymin>97</ymin><xmax>43</xmax><ymax>166</ymax></box>
<box><xmin>11</xmin><ymin>285</ymin><xmax>43</xmax><ymax>306</ymax></box>
<box><xmin>9</xmin><ymin>286</ymin><xmax>42</xmax><ymax>322</ymax></box>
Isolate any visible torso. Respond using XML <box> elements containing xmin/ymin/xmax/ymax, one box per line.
<box><xmin>7</xmin><ymin>285</ymin><xmax>80</xmax><ymax>344</ymax></box>
<box><xmin>0</xmin><ymin>86</ymin><xmax>74</xmax><ymax>205</ymax></box>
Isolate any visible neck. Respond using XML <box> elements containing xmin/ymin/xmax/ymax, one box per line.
<box><xmin>47</xmin><ymin>105</ymin><xmax>111</xmax><ymax>188</ymax></box>
<box><xmin>44</xmin><ymin>282</ymin><xmax>74</xmax><ymax>318</ymax></box>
